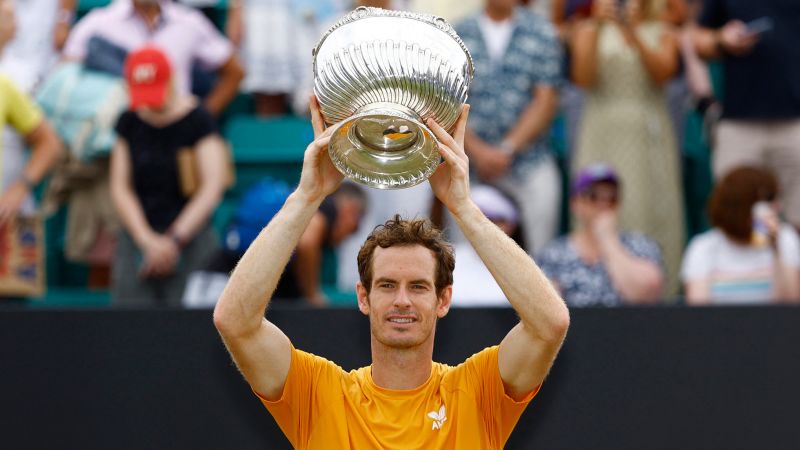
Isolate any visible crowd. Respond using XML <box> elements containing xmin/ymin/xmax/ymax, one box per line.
<box><xmin>0</xmin><ymin>0</ymin><xmax>798</xmax><ymax>308</ymax></box>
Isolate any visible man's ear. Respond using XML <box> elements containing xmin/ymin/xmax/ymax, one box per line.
<box><xmin>437</xmin><ymin>285</ymin><xmax>452</xmax><ymax>318</ymax></box>
<box><xmin>356</xmin><ymin>282</ymin><xmax>370</xmax><ymax>316</ymax></box>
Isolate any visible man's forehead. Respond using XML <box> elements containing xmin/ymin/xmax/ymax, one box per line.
<box><xmin>371</xmin><ymin>245</ymin><xmax>437</xmax><ymax>279</ymax></box>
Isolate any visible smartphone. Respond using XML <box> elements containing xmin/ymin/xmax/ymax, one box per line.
<box><xmin>745</xmin><ymin>17</ymin><xmax>774</xmax><ymax>36</ymax></box>
<box><xmin>752</xmin><ymin>201</ymin><xmax>772</xmax><ymax>239</ymax></box>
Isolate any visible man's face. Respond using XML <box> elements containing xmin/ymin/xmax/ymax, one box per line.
<box><xmin>0</xmin><ymin>0</ymin><xmax>16</xmax><ymax>50</ymax></box>
<box><xmin>357</xmin><ymin>245</ymin><xmax>451</xmax><ymax>350</ymax></box>
<box><xmin>573</xmin><ymin>182</ymin><xmax>620</xmax><ymax>223</ymax></box>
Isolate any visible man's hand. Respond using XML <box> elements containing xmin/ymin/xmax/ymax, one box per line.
<box><xmin>295</xmin><ymin>96</ymin><xmax>344</xmax><ymax>203</ymax></box>
<box><xmin>591</xmin><ymin>0</ymin><xmax>618</xmax><ymax>22</ymax></box>
<box><xmin>0</xmin><ymin>183</ymin><xmax>28</xmax><ymax>224</ymax></box>
<box><xmin>591</xmin><ymin>210</ymin><xmax>618</xmax><ymax>243</ymax></box>
<box><xmin>139</xmin><ymin>234</ymin><xmax>180</xmax><ymax>278</ymax></box>
<box><xmin>427</xmin><ymin>105</ymin><xmax>471</xmax><ymax>214</ymax></box>
<box><xmin>473</xmin><ymin>146</ymin><xmax>513</xmax><ymax>182</ymax></box>
<box><xmin>717</xmin><ymin>20</ymin><xmax>758</xmax><ymax>56</ymax></box>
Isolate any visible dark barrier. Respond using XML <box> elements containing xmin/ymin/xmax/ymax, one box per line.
<box><xmin>1</xmin><ymin>306</ymin><xmax>798</xmax><ymax>450</ymax></box>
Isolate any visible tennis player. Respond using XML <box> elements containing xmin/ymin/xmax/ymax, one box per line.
<box><xmin>214</xmin><ymin>97</ymin><xmax>570</xmax><ymax>449</ymax></box>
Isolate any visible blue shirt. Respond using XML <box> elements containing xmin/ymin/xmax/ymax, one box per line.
<box><xmin>455</xmin><ymin>8</ymin><xmax>563</xmax><ymax>174</ymax></box>
<box><xmin>536</xmin><ymin>232</ymin><xmax>664</xmax><ymax>307</ymax></box>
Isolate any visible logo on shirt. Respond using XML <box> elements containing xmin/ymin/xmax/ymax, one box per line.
<box><xmin>427</xmin><ymin>404</ymin><xmax>447</xmax><ymax>430</ymax></box>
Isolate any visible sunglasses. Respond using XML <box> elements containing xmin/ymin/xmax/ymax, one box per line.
<box><xmin>581</xmin><ymin>189</ymin><xmax>618</xmax><ymax>205</ymax></box>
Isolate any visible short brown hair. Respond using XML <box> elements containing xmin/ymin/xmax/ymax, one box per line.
<box><xmin>357</xmin><ymin>215</ymin><xmax>455</xmax><ymax>295</ymax></box>
<box><xmin>708</xmin><ymin>166</ymin><xmax>778</xmax><ymax>244</ymax></box>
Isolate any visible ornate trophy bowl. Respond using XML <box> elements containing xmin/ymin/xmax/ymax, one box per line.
<box><xmin>313</xmin><ymin>7</ymin><xmax>474</xmax><ymax>189</ymax></box>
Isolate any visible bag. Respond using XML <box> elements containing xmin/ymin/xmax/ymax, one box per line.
<box><xmin>224</xmin><ymin>178</ymin><xmax>292</xmax><ymax>254</ymax></box>
<box><xmin>35</xmin><ymin>62</ymin><xmax>128</xmax><ymax>162</ymax></box>
<box><xmin>176</xmin><ymin>143</ymin><xmax>236</xmax><ymax>198</ymax></box>
<box><xmin>0</xmin><ymin>217</ymin><xmax>45</xmax><ymax>298</ymax></box>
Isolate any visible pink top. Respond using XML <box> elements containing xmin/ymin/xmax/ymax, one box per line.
<box><xmin>64</xmin><ymin>0</ymin><xmax>233</xmax><ymax>95</ymax></box>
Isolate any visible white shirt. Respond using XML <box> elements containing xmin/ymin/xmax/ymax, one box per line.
<box><xmin>681</xmin><ymin>226</ymin><xmax>800</xmax><ymax>304</ymax></box>
<box><xmin>477</xmin><ymin>13</ymin><xmax>514</xmax><ymax>67</ymax></box>
<box><xmin>451</xmin><ymin>242</ymin><xmax>508</xmax><ymax>307</ymax></box>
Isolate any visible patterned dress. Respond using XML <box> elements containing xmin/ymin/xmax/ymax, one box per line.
<box><xmin>573</xmin><ymin>22</ymin><xmax>685</xmax><ymax>295</ymax></box>
<box><xmin>536</xmin><ymin>232</ymin><xmax>664</xmax><ymax>307</ymax></box>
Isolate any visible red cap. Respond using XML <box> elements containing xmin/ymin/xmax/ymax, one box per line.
<box><xmin>124</xmin><ymin>46</ymin><xmax>172</xmax><ymax>110</ymax></box>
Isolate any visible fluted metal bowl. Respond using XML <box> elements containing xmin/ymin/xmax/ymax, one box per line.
<box><xmin>313</xmin><ymin>6</ymin><xmax>473</xmax><ymax>189</ymax></box>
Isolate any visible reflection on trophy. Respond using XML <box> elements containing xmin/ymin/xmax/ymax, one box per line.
<box><xmin>313</xmin><ymin>7</ymin><xmax>474</xmax><ymax>189</ymax></box>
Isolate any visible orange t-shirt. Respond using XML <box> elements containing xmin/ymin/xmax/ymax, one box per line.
<box><xmin>256</xmin><ymin>345</ymin><xmax>538</xmax><ymax>449</ymax></box>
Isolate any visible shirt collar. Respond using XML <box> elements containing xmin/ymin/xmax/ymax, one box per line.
<box><xmin>117</xmin><ymin>0</ymin><xmax>175</xmax><ymax>26</ymax></box>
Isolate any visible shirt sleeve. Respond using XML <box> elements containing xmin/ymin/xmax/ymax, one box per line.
<box><xmin>623</xmin><ymin>233</ymin><xmax>664</xmax><ymax>267</ymax></box>
<box><xmin>254</xmin><ymin>347</ymin><xmax>343</xmax><ymax>449</ymax></box>
<box><xmin>2</xmin><ymin>77</ymin><xmax>43</xmax><ymax>136</ymax></box>
<box><xmin>532</xmin><ymin>20</ymin><xmax>563</xmax><ymax>88</ymax></box>
<box><xmin>190</xmin><ymin>10</ymin><xmax>234</xmax><ymax>70</ymax></box>
<box><xmin>63</xmin><ymin>10</ymin><xmax>102</xmax><ymax>61</ymax></box>
<box><xmin>681</xmin><ymin>235</ymin><xmax>712</xmax><ymax>282</ymax></box>
<box><xmin>459</xmin><ymin>346</ymin><xmax>538</xmax><ymax>449</ymax></box>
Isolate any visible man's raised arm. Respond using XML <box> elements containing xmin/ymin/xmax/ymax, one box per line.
<box><xmin>427</xmin><ymin>108</ymin><xmax>570</xmax><ymax>401</ymax></box>
<box><xmin>213</xmin><ymin>98</ymin><xmax>343</xmax><ymax>399</ymax></box>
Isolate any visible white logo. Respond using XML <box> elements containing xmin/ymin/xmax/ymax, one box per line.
<box><xmin>427</xmin><ymin>404</ymin><xmax>447</xmax><ymax>430</ymax></box>
<box><xmin>132</xmin><ymin>64</ymin><xmax>157</xmax><ymax>84</ymax></box>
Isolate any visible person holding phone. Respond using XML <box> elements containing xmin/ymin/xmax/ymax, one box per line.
<box><xmin>569</xmin><ymin>0</ymin><xmax>685</xmax><ymax>296</ymax></box>
<box><xmin>691</xmin><ymin>1</ymin><xmax>800</xmax><ymax>234</ymax></box>
<box><xmin>681</xmin><ymin>166</ymin><xmax>800</xmax><ymax>305</ymax></box>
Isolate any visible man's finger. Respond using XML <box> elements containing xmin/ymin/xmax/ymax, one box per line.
<box><xmin>427</xmin><ymin>119</ymin><xmax>461</xmax><ymax>157</ymax></box>
<box><xmin>453</xmin><ymin>104</ymin><xmax>470</xmax><ymax>145</ymax></box>
<box><xmin>310</xmin><ymin>96</ymin><xmax>326</xmax><ymax>138</ymax></box>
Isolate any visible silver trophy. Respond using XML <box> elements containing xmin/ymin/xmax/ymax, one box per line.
<box><xmin>313</xmin><ymin>7</ymin><xmax>474</xmax><ymax>189</ymax></box>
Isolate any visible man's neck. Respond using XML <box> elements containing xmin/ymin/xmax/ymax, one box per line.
<box><xmin>370</xmin><ymin>340</ymin><xmax>435</xmax><ymax>390</ymax></box>
<box><xmin>134</xmin><ymin>2</ymin><xmax>162</xmax><ymax>28</ymax></box>
<box><xmin>484</xmin><ymin>5</ymin><xmax>514</xmax><ymax>22</ymax></box>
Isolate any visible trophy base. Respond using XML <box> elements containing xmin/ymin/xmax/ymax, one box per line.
<box><xmin>328</xmin><ymin>103</ymin><xmax>442</xmax><ymax>190</ymax></box>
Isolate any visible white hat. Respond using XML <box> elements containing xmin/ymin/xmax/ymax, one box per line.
<box><xmin>471</xmin><ymin>185</ymin><xmax>518</xmax><ymax>226</ymax></box>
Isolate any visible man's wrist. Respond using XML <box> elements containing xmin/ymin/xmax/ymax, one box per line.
<box><xmin>498</xmin><ymin>140</ymin><xmax>516</xmax><ymax>156</ymax></box>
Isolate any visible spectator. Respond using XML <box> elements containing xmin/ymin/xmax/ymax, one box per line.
<box><xmin>681</xmin><ymin>166</ymin><xmax>800</xmax><ymax>305</ymax></box>
<box><xmin>109</xmin><ymin>47</ymin><xmax>228</xmax><ymax>307</ymax></box>
<box><xmin>452</xmin><ymin>184</ymin><xmax>522</xmax><ymax>306</ymax></box>
<box><xmin>536</xmin><ymin>163</ymin><xmax>664</xmax><ymax>307</ymax></box>
<box><xmin>63</xmin><ymin>0</ymin><xmax>244</xmax><ymax>116</ymax></box>
<box><xmin>691</xmin><ymin>1</ymin><xmax>800</xmax><ymax>231</ymax></box>
<box><xmin>0</xmin><ymin>0</ymin><xmax>63</xmax><ymax>224</ymax></box>
<box><xmin>186</xmin><ymin>179</ymin><xmax>367</xmax><ymax>307</ymax></box>
<box><xmin>456</xmin><ymin>0</ymin><xmax>563</xmax><ymax>255</ymax></box>
<box><xmin>570</xmin><ymin>0</ymin><xmax>684</xmax><ymax>295</ymax></box>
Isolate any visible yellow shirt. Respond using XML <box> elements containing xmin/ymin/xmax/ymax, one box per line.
<box><xmin>0</xmin><ymin>74</ymin><xmax>43</xmax><ymax>188</ymax></box>
<box><xmin>257</xmin><ymin>345</ymin><xmax>538</xmax><ymax>450</ymax></box>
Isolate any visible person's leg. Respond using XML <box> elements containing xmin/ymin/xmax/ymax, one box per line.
<box><xmin>766</xmin><ymin>119</ymin><xmax>800</xmax><ymax>228</ymax></box>
<box><xmin>712</xmin><ymin>120</ymin><xmax>768</xmax><ymax>179</ymax></box>
<box><xmin>110</xmin><ymin>231</ymin><xmax>157</xmax><ymax>308</ymax></box>
<box><xmin>496</xmin><ymin>156</ymin><xmax>562</xmax><ymax>255</ymax></box>
<box><xmin>164</xmin><ymin>226</ymin><xmax>220</xmax><ymax>307</ymax></box>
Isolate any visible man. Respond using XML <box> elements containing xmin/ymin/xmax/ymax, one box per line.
<box><xmin>455</xmin><ymin>0</ymin><xmax>563</xmax><ymax>254</ymax></box>
<box><xmin>63</xmin><ymin>0</ymin><xmax>244</xmax><ymax>116</ymax></box>
<box><xmin>0</xmin><ymin>0</ymin><xmax>62</xmax><ymax>224</ymax></box>
<box><xmin>213</xmin><ymin>99</ymin><xmax>570</xmax><ymax>449</ymax></box>
<box><xmin>536</xmin><ymin>163</ymin><xmax>665</xmax><ymax>307</ymax></box>
<box><xmin>690</xmin><ymin>0</ymin><xmax>800</xmax><ymax>230</ymax></box>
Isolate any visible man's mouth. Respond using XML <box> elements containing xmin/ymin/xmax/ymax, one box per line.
<box><xmin>387</xmin><ymin>316</ymin><xmax>416</xmax><ymax>324</ymax></box>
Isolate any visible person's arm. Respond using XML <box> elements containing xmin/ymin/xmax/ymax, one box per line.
<box><xmin>771</xmin><ymin>254</ymin><xmax>800</xmax><ymax>303</ymax></box>
<box><xmin>570</xmin><ymin>0</ymin><xmax>618</xmax><ymax>88</ymax></box>
<box><xmin>691</xmin><ymin>21</ymin><xmax>758</xmax><ymax>60</ymax></box>
<box><xmin>427</xmin><ymin>107</ymin><xmax>570</xmax><ymax>400</ymax></box>
<box><xmin>225</xmin><ymin>0</ymin><xmax>243</xmax><ymax>47</ymax></box>
<box><xmin>500</xmin><ymin>85</ymin><xmax>559</xmax><ymax>156</ymax></box>
<box><xmin>203</xmin><ymin>55</ymin><xmax>245</xmax><ymax>116</ymax></box>
<box><xmin>167</xmin><ymin>135</ymin><xmax>227</xmax><ymax>246</ymax></box>
<box><xmin>595</xmin><ymin>230</ymin><xmax>664</xmax><ymax>304</ymax></box>
<box><xmin>621</xmin><ymin>24</ymin><xmax>680</xmax><ymax>86</ymax></box>
<box><xmin>293</xmin><ymin>212</ymin><xmax>329</xmax><ymax>306</ymax></box>
<box><xmin>109</xmin><ymin>138</ymin><xmax>178</xmax><ymax>276</ymax></box>
<box><xmin>213</xmin><ymin>98</ymin><xmax>342</xmax><ymax>399</ymax></box>
<box><xmin>0</xmin><ymin>121</ymin><xmax>63</xmax><ymax>223</ymax></box>
<box><xmin>53</xmin><ymin>0</ymin><xmax>76</xmax><ymax>50</ymax></box>
<box><xmin>684</xmin><ymin>279</ymin><xmax>711</xmax><ymax>305</ymax></box>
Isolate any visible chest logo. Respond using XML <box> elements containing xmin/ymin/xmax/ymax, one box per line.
<box><xmin>427</xmin><ymin>405</ymin><xmax>447</xmax><ymax>430</ymax></box>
